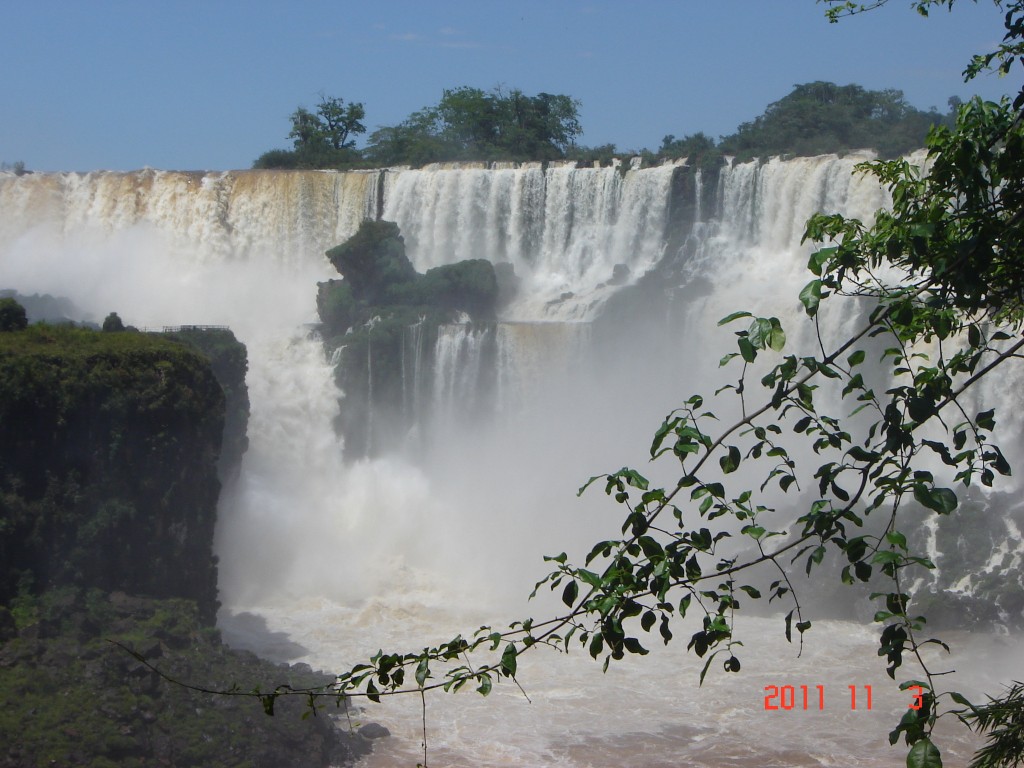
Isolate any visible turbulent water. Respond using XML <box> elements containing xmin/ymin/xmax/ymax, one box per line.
<box><xmin>1</xmin><ymin>158</ymin><xmax>1021</xmax><ymax>766</ymax></box>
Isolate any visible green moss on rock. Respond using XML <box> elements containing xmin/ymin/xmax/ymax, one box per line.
<box><xmin>0</xmin><ymin>590</ymin><xmax>368</xmax><ymax>768</ymax></box>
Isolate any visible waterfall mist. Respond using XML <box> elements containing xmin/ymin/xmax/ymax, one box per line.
<box><xmin>2</xmin><ymin>161</ymin><xmax>1020</xmax><ymax>766</ymax></box>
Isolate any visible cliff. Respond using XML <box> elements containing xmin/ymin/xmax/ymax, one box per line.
<box><xmin>0</xmin><ymin>325</ymin><xmax>225</xmax><ymax>619</ymax></box>
<box><xmin>0</xmin><ymin>321</ymin><xmax>368</xmax><ymax>767</ymax></box>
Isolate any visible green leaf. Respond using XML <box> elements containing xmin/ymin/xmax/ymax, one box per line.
<box><xmin>800</xmin><ymin>279</ymin><xmax>823</xmax><ymax>316</ymax></box>
<box><xmin>767</xmin><ymin>318</ymin><xmax>786</xmax><ymax>351</ymax></box>
<box><xmin>589</xmin><ymin>632</ymin><xmax>604</xmax><ymax>659</ymax></box>
<box><xmin>641</xmin><ymin>611</ymin><xmax>657</xmax><ymax>633</ymax></box>
<box><xmin>748</xmin><ymin>317</ymin><xmax>772</xmax><ymax>349</ymax></box>
<box><xmin>976</xmin><ymin>409</ymin><xmax>996</xmax><ymax>431</ymax></box>
<box><xmin>500</xmin><ymin>643</ymin><xmax>517</xmax><ymax>677</ymax></box>
<box><xmin>476</xmin><ymin>674</ymin><xmax>492</xmax><ymax>696</ymax></box>
<box><xmin>738</xmin><ymin>336</ymin><xmax>757</xmax><ymax>363</ymax></box>
<box><xmin>847</xmin><ymin>349</ymin><xmax>865</xmax><ymax>366</ymax></box>
<box><xmin>912</xmin><ymin>485</ymin><xmax>958</xmax><ymax>515</ymax></box>
<box><xmin>623</xmin><ymin>637</ymin><xmax>649</xmax><ymax>655</ymax></box>
<box><xmin>886</xmin><ymin>531</ymin><xmax>908</xmax><ymax>550</ymax></box>
<box><xmin>906</xmin><ymin>738</ymin><xmax>942</xmax><ymax>768</ymax></box>
<box><xmin>415</xmin><ymin>657</ymin><xmax>429</xmax><ymax>687</ymax></box>
<box><xmin>741</xmin><ymin>524</ymin><xmax>766</xmax><ymax>540</ymax></box>
<box><xmin>807</xmin><ymin>247</ymin><xmax>836</xmax><ymax>276</ymax></box>
<box><xmin>718</xmin><ymin>310</ymin><xmax>753</xmax><ymax>326</ymax></box>
<box><xmin>561</xmin><ymin>579</ymin><xmax>579</xmax><ymax>607</ymax></box>
<box><xmin>260</xmin><ymin>694</ymin><xmax>277</xmax><ymax>717</ymax></box>
<box><xmin>719</xmin><ymin>445</ymin><xmax>741</xmax><ymax>474</ymax></box>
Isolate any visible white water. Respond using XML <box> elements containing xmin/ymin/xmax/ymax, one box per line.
<box><xmin>1</xmin><ymin>161</ymin><xmax>1020</xmax><ymax>766</ymax></box>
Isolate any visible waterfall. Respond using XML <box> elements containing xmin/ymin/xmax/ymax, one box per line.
<box><xmin>381</xmin><ymin>162</ymin><xmax>680</xmax><ymax>320</ymax></box>
<box><xmin>1</xmin><ymin>158</ymin><xmax>1020</xmax><ymax>767</ymax></box>
<box><xmin>433</xmin><ymin>321</ymin><xmax>492</xmax><ymax>424</ymax></box>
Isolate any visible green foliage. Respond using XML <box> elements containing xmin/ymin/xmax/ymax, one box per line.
<box><xmin>316</xmin><ymin>278</ymin><xmax>356</xmax><ymax>333</ymax></box>
<box><xmin>102</xmin><ymin>311</ymin><xmax>125</xmax><ymax>331</ymax></box>
<box><xmin>719</xmin><ymin>81</ymin><xmax>946</xmax><ymax>159</ymax></box>
<box><xmin>365</xmin><ymin>86</ymin><xmax>582</xmax><ymax>165</ymax></box>
<box><xmin>564</xmin><ymin>143</ymin><xmax>619</xmax><ymax>166</ymax></box>
<box><xmin>161</xmin><ymin>327</ymin><xmax>250</xmax><ymax>481</ymax></box>
<box><xmin>396</xmin><ymin>260</ymin><xmax>499</xmax><ymax>318</ymax></box>
<box><xmin>0</xmin><ymin>298</ymin><xmax>28</xmax><ymax>331</ymax></box>
<box><xmin>0</xmin><ymin>160</ymin><xmax>28</xmax><ymax>175</ymax></box>
<box><xmin>964</xmin><ymin>681</ymin><xmax>1024</xmax><ymax>768</ymax></box>
<box><xmin>252</xmin><ymin>148</ymin><xmax>301</xmax><ymax>169</ymax></box>
<box><xmin>322</xmin><ymin>220</ymin><xmax>498</xmax><ymax>326</ymax></box>
<box><xmin>0</xmin><ymin>591</ymin><xmax>363</xmax><ymax>766</ymax></box>
<box><xmin>256</xmin><ymin>94</ymin><xmax>366</xmax><ymax>170</ymax></box>
<box><xmin>656</xmin><ymin>132</ymin><xmax>725</xmax><ymax>169</ymax></box>
<box><xmin>311</xmin><ymin>95</ymin><xmax>366</xmax><ymax>150</ymax></box>
<box><xmin>325</xmin><ymin>220</ymin><xmax>419</xmax><ymax>303</ymax></box>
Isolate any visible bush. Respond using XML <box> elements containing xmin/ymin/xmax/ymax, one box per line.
<box><xmin>0</xmin><ymin>298</ymin><xmax>27</xmax><ymax>332</ymax></box>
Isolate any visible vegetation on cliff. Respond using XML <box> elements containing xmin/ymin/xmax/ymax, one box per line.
<box><xmin>318</xmin><ymin>220</ymin><xmax>498</xmax><ymax>335</ymax></box>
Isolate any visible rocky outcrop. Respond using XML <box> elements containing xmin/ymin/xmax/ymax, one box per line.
<box><xmin>317</xmin><ymin>220</ymin><xmax>499</xmax><ymax>458</ymax></box>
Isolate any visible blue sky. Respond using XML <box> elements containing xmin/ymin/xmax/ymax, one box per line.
<box><xmin>0</xmin><ymin>0</ymin><xmax>1015</xmax><ymax>172</ymax></box>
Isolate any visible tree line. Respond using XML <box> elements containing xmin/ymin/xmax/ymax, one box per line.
<box><xmin>253</xmin><ymin>81</ymin><xmax>959</xmax><ymax>170</ymax></box>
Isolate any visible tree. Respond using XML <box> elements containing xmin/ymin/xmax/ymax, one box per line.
<box><xmin>718</xmin><ymin>80</ymin><xmax>945</xmax><ymax>159</ymax></box>
<box><xmin>162</xmin><ymin>4</ymin><xmax>1024</xmax><ymax>766</ymax></box>
<box><xmin>656</xmin><ymin>131</ymin><xmax>723</xmax><ymax>168</ymax></box>
<box><xmin>313</xmin><ymin>95</ymin><xmax>366</xmax><ymax>150</ymax></box>
<box><xmin>255</xmin><ymin>94</ymin><xmax>366</xmax><ymax>170</ymax></box>
<box><xmin>0</xmin><ymin>299</ymin><xmax>28</xmax><ymax>332</ymax></box>
<box><xmin>364</xmin><ymin>86</ymin><xmax>582</xmax><ymax>164</ymax></box>
<box><xmin>101</xmin><ymin>312</ymin><xmax>125</xmax><ymax>332</ymax></box>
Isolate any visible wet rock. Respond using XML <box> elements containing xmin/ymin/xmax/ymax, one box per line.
<box><xmin>359</xmin><ymin>722</ymin><xmax>391</xmax><ymax>740</ymax></box>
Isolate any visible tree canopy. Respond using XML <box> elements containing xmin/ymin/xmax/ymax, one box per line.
<box><xmin>253</xmin><ymin>80</ymin><xmax>955</xmax><ymax>170</ymax></box>
<box><xmin>718</xmin><ymin>81</ymin><xmax>944</xmax><ymax>159</ymax></box>
<box><xmin>364</xmin><ymin>86</ymin><xmax>582</xmax><ymax>165</ymax></box>
<box><xmin>253</xmin><ymin>95</ymin><xmax>366</xmax><ymax>170</ymax></box>
<box><xmin>253</xmin><ymin>86</ymin><xmax>582</xmax><ymax>169</ymax></box>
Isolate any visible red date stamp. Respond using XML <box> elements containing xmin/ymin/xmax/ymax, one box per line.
<box><xmin>763</xmin><ymin>684</ymin><xmax>925</xmax><ymax>711</ymax></box>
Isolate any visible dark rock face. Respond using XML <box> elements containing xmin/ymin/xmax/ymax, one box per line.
<box><xmin>161</xmin><ymin>327</ymin><xmax>250</xmax><ymax>486</ymax></box>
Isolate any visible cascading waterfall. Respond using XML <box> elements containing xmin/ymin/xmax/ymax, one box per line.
<box><xmin>1</xmin><ymin>158</ymin><xmax>1021</xmax><ymax>767</ymax></box>
<box><xmin>433</xmin><ymin>321</ymin><xmax>492</xmax><ymax>424</ymax></box>
<box><xmin>382</xmin><ymin>162</ymin><xmax>680</xmax><ymax>320</ymax></box>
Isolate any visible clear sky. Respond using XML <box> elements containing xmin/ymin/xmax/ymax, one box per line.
<box><xmin>0</xmin><ymin>0</ymin><xmax>1015</xmax><ymax>172</ymax></box>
